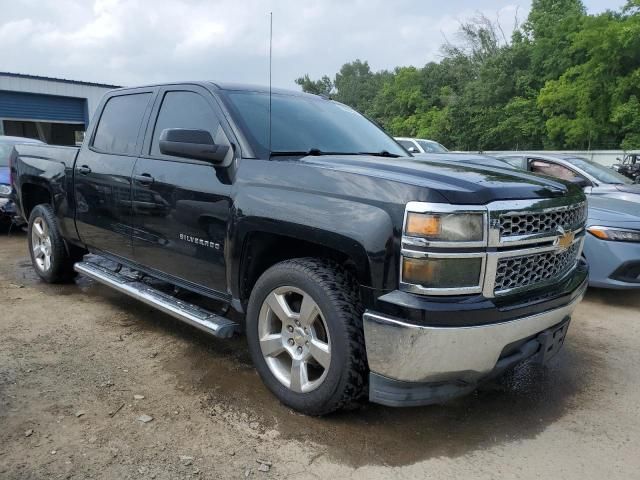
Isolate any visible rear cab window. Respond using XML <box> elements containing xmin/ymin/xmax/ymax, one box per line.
<box><xmin>92</xmin><ymin>93</ymin><xmax>152</xmax><ymax>155</ymax></box>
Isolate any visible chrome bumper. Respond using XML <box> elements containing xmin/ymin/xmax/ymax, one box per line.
<box><xmin>363</xmin><ymin>293</ymin><xmax>585</xmax><ymax>383</ymax></box>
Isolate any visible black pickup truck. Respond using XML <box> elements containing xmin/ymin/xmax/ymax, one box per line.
<box><xmin>11</xmin><ymin>82</ymin><xmax>588</xmax><ymax>415</ymax></box>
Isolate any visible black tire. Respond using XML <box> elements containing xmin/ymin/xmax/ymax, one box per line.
<box><xmin>27</xmin><ymin>204</ymin><xmax>81</xmax><ymax>283</ymax></box>
<box><xmin>246</xmin><ymin>258</ymin><xmax>367</xmax><ymax>415</ymax></box>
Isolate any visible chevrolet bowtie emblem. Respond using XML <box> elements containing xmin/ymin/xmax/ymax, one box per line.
<box><xmin>555</xmin><ymin>227</ymin><xmax>575</xmax><ymax>251</ymax></box>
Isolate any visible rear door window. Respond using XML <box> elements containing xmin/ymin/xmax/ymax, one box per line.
<box><xmin>92</xmin><ymin>93</ymin><xmax>151</xmax><ymax>155</ymax></box>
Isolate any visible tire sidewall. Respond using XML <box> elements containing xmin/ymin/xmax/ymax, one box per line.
<box><xmin>246</xmin><ymin>263</ymin><xmax>356</xmax><ymax>414</ymax></box>
<box><xmin>27</xmin><ymin>205</ymin><xmax>67</xmax><ymax>283</ymax></box>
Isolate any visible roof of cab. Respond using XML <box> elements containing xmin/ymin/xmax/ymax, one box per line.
<box><xmin>108</xmin><ymin>81</ymin><xmax>322</xmax><ymax>99</ymax></box>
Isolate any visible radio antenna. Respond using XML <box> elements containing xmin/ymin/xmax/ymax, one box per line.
<box><xmin>268</xmin><ymin>11</ymin><xmax>273</xmax><ymax>155</ymax></box>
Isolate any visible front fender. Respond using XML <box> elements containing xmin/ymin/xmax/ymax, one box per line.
<box><xmin>228</xmin><ymin>185</ymin><xmax>401</xmax><ymax>297</ymax></box>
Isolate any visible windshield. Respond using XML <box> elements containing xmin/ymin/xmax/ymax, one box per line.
<box><xmin>566</xmin><ymin>157</ymin><xmax>633</xmax><ymax>184</ymax></box>
<box><xmin>221</xmin><ymin>91</ymin><xmax>407</xmax><ymax>158</ymax></box>
<box><xmin>417</xmin><ymin>140</ymin><xmax>448</xmax><ymax>153</ymax></box>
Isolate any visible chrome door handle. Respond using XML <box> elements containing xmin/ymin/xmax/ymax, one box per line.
<box><xmin>78</xmin><ymin>165</ymin><xmax>92</xmax><ymax>175</ymax></box>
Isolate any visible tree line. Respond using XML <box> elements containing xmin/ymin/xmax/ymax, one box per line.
<box><xmin>295</xmin><ymin>0</ymin><xmax>640</xmax><ymax>151</ymax></box>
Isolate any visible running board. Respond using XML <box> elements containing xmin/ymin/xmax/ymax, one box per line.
<box><xmin>74</xmin><ymin>261</ymin><xmax>239</xmax><ymax>339</ymax></box>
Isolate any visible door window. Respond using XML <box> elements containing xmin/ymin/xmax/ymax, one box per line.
<box><xmin>530</xmin><ymin>160</ymin><xmax>584</xmax><ymax>182</ymax></box>
<box><xmin>150</xmin><ymin>91</ymin><xmax>231</xmax><ymax>161</ymax></box>
<box><xmin>92</xmin><ymin>93</ymin><xmax>151</xmax><ymax>155</ymax></box>
<box><xmin>397</xmin><ymin>139</ymin><xmax>419</xmax><ymax>152</ymax></box>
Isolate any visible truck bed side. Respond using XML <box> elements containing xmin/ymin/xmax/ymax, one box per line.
<box><xmin>12</xmin><ymin>143</ymin><xmax>81</xmax><ymax>243</ymax></box>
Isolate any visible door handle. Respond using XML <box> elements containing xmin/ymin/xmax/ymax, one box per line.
<box><xmin>78</xmin><ymin>165</ymin><xmax>92</xmax><ymax>175</ymax></box>
<box><xmin>134</xmin><ymin>174</ymin><xmax>154</xmax><ymax>186</ymax></box>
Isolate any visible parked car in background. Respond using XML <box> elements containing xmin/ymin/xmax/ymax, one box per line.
<box><xmin>0</xmin><ymin>136</ymin><xmax>44</xmax><ymax>228</ymax></box>
<box><xmin>497</xmin><ymin>153</ymin><xmax>640</xmax><ymax>203</ymax></box>
<box><xmin>395</xmin><ymin>137</ymin><xmax>448</xmax><ymax>154</ymax></box>
<box><xmin>611</xmin><ymin>153</ymin><xmax>640</xmax><ymax>183</ymax></box>
<box><xmin>584</xmin><ymin>196</ymin><xmax>640</xmax><ymax>289</ymax></box>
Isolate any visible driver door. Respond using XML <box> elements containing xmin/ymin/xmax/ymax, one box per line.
<box><xmin>132</xmin><ymin>86</ymin><xmax>235</xmax><ymax>296</ymax></box>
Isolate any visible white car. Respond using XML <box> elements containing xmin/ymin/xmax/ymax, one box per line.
<box><xmin>395</xmin><ymin>137</ymin><xmax>448</xmax><ymax>154</ymax></box>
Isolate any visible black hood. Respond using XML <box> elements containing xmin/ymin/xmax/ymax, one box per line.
<box><xmin>301</xmin><ymin>155</ymin><xmax>573</xmax><ymax>204</ymax></box>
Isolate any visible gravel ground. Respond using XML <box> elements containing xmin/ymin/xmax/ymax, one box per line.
<box><xmin>1</xmin><ymin>231</ymin><xmax>639</xmax><ymax>479</ymax></box>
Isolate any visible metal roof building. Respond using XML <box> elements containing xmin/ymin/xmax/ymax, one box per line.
<box><xmin>0</xmin><ymin>72</ymin><xmax>119</xmax><ymax>145</ymax></box>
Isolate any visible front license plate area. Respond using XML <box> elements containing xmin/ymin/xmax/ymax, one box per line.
<box><xmin>535</xmin><ymin>318</ymin><xmax>571</xmax><ymax>364</ymax></box>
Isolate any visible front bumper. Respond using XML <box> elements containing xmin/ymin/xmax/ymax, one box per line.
<box><xmin>363</xmin><ymin>279</ymin><xmax>587</xmax><ymax>407</ymax></box>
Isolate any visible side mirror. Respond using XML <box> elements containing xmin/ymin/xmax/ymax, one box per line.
<box><xmin>159</xmin><ymin>128</ymin><xmax>229</xmax><ymax>163</ymax></box>
<box><xmin>407</xmin><ymin>146</ymin><xmax>419</xmax><ymax>153</ymax></box>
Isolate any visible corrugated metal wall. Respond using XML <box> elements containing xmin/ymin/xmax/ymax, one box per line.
<box><xmin>0</xmin><ymin>90</ymin><xmax>86</xmax><ymax>124</ymax></box>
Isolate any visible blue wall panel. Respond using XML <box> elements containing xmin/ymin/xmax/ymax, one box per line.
<box><xmin>0</xmin><ymin>90</ymin><xmax>86</xmax><ymax>124</ymax></box>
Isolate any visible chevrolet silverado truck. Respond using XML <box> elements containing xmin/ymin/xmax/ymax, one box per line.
<box><xmin>11</xmin><ymin>82</ymin><xmax>588</xmax><ymax>415</ymax></box>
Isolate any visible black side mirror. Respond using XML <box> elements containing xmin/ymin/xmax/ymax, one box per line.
<box><xmin>159</xmin><ymin>128</ymin><xmax>229</xmax><ymax>163</ymax></box>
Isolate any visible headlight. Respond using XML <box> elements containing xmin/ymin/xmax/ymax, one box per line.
<box><xmin>405</xmin><ymin>212</ymin><xmax>484</xmax><ymax>242</ymax></box>
<box><xmin>0</xmin><ymin>184</ymin><xmax>11</xmax><ymax>196</ymax></box>
<box><xmin>588</xmin><ymin>226</ymin><xmax>640</xmax><ymax>243</ymax></box>
<box><xmin>402</xmin><ymin>256</ymin><xmax>484</xmax><ymax>289</ymax></box>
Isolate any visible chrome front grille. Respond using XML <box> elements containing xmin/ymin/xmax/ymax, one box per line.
<box><xmin>494</xmin><ymin>242</ymin><xmax>581</xmax><ymax>294</ymax></box>
<box><xmin>401</xmin><ymin>198</ymin><xmax>586</xmax><ymax>298</ymax></box>
<box><xmin>499</xmin><ymin>202</ymin><xmax>587</xmax><ymax>238</ymax></box>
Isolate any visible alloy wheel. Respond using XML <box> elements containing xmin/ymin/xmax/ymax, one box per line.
<box><xmin>31</xmin><ymin>217</ymin><xmax>53</xmax><ymax>272</ymax></box>
<box><xmin>257</xmin><ymin>286</ymin><xmax>331</xmax><ymax>393</ymax></box>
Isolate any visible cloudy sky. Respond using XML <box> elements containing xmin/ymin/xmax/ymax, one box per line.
<box><xmin>0</xmin><ymin>0</ymin><xmax>627</xmax><ymax>89</ymax></box>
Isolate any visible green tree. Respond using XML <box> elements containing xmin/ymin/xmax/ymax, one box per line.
<box><xmin>294</xmin><ymin>1</ymin><xmax>639</xmax><ymax>150</ymax></box>
<box><xmin>294</xmin><ymin>74</ymin><xmax>333</xmax><ymax>96</ymax></box>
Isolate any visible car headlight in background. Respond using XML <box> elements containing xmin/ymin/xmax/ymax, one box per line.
<box><xmin>0</xmin><ymin>184</ymin><xmax>11</xmax><ymax>196</ymax></box>
<box><xmin>402</xmin><ymin>255</ymin><xmax>484</xmax><ymax>289</ymax></box>
<box><xmin>405</xmin><ymin>212</ymin><xmax>484</xmax><ymax>242</ymax></box>
<box><xmin>588</xmin><ymin>226</ymin><xmax>640</xmax><ymax>243</ymax></box>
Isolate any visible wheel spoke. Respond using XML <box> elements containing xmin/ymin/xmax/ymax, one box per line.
<box><xmin>260</xmin><ymin>334</ymin><xmax>286</xmax><ymax>358</ymax></box>
<box><xmin>44</xmin><ymin>254</ymin><xmax>51</xmax><ymax>271</ymax></box>
<box><xmin>298</xmin><ymin>294</ymin><xmax>320</xmax><ymax>328</ymax></box>
<box><xmin>308</xmin><ymin>339</ymin><xmax>331</xmax><ymax>369</ymax></box>
<box><xmin>266</xmin><ymin>292</ymin><xmax>295</xmax><ymax>322</ymax></box>
<box><xmin>33</xmin><ymin>221</ymin><xmax>44</xmax><ymax>237</ymax></box>
<box><xmin>289</xmin><ymin>358</ymin><xmax>308</xmax><ymax>393</ymax></box>
<box><xmin>33</xmin><ymin>245</ymin><xmax>43</xmax><ymax>258</ymax></box>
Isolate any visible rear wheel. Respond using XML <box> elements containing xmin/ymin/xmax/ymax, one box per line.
<box><xmin>28</xmin><ymin>204</ymin><xmax>80</xmax><ymax>283</ymax></box>
<box><xmin>246</xmin><ymin>258</ymin><xmax>367</xmax><ymax>415</ymax></box>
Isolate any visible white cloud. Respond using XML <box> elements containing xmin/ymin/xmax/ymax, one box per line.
<box><xmin>0</xmin><ymin>0</ymin><xmax>627</xmax><ymax>89</ymax></box>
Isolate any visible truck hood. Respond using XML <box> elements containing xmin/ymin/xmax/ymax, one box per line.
<box><xmin>300</xmin><ymin>155</ymin><xmax>572</xmax><ymax>204</ymax></box>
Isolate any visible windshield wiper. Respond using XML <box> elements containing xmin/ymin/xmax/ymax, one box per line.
<box><xmin>270</xmin><ymin>149</ymin><xmax>403</xmax><ymax>158</ymax></box>
<box><xmin>270</xmin><ymin>148</ymin><xmax>347</xmax><ymax>157</ymax></box>
<box><xmin>357</xmin><ymin>150</ymin><xmax>402</xmax><ymax>158</ymax></box>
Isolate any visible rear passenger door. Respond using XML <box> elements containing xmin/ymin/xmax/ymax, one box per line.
<box><xmin>75</xmin><ymin>89</ymin><xmax>155</xmax><ymax>261</ymax></box>
<box><xmin>131</xmin><ymin>86</ymin><xmax>235</xmax><ymax>297</ymax></box>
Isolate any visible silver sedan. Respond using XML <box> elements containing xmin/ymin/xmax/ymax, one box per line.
<box><xmin>497</xmin><ymin>153</ymin><xmax>640</xmax><ymax>203</ymax></box>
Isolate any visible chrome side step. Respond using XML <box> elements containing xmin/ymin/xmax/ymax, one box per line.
<box><xmin>74</xmin><ymin>261</ymin><xmax>239</xmax><ymax>338</ymax></box>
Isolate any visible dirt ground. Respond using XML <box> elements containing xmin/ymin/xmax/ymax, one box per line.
<box><xmin>1</xmin><ymin>232</ymin><xmax>639</xmax><ymax>480</ymax></box>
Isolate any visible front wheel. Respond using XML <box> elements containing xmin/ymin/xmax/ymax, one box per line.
<box><xmin>246</xmin><ymin>258</ymin><xmax>367</xmax><ymax>415</ymax></box>
<box><xmin>28</xmin><ymin>204</ymin><xmax>80</xmax><ymax>283</ymax></box>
